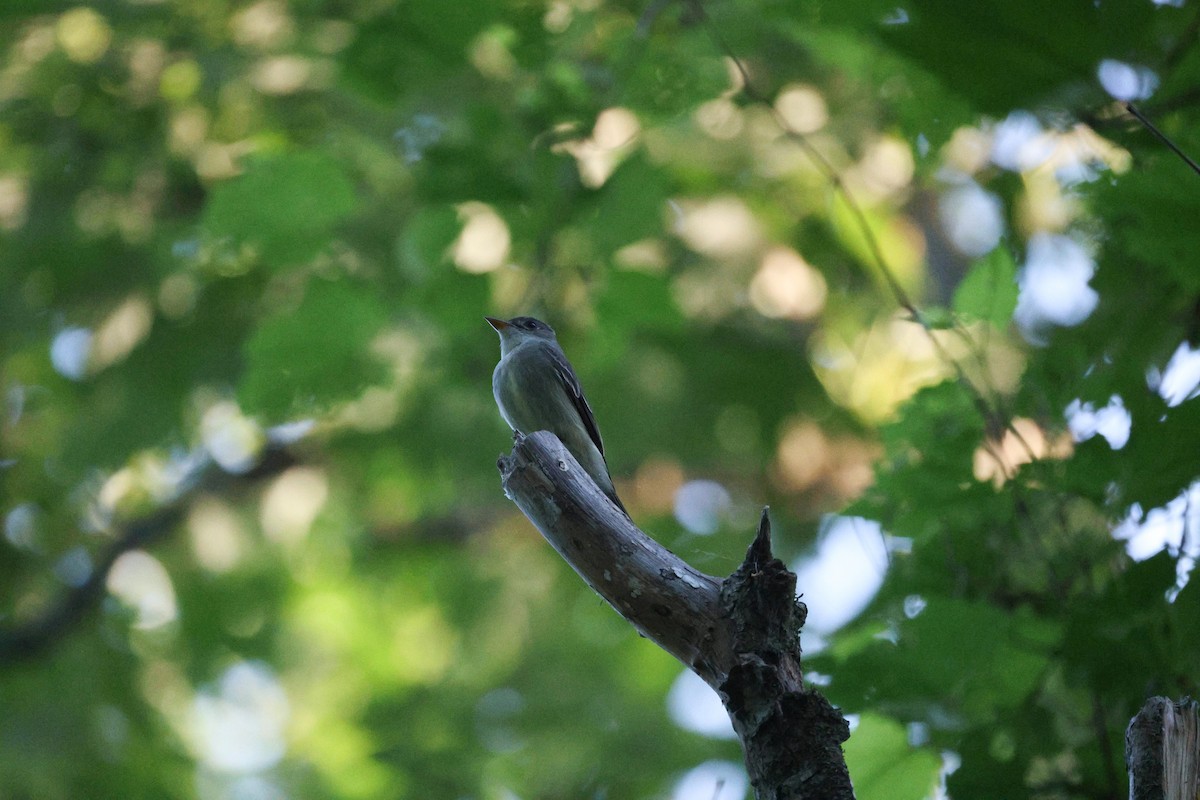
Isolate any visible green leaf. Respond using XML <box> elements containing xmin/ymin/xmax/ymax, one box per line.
<box><xmin>397</xmin><ymin>205</ymin><xmax>461</xmax><ymax>280</ymax></box>
<box><xmin>239</xmin><ymin>279</ymin><xmax>388</xmax><ymax>418</ymax></box>
<box><xmin>919</xmin><ymin>306</ymin><xmax>955</xmax><ymax>330</ymax></box>
<box><xmin>878</xmin><ymin>0</ymin><xmax>1155</xmax><ymax>113</ymax></box>
<box><xmin>588</xmin><ymin>153</ymin><xmax>670</xmax><ymax>256</ymax></box>
<box><xmin>589</xmin><ymin>269</ymin><xmax>683</xmax><ymax>371</ymax></box>
<box><xmin>403</xmin><ymin>0</ymin><xmax>498</xmax><ymax>61</ymax></box>
<box><xmin>1090</xmin><ymin>152</ymin><xmax>1200</xmax><ymax>293</ymax></box>
<box><xmin>844</xmin><ymin>714</ymin><xmax>940</xmax><ymax>800</ymax></box>
<box><xmin>616</xmin><ymin>28</ymin><xmax>730</xmax><ymax>122</ymax></box>
<box><xmin>203</xmin><ymin>151</ymin><xmax>358</xmax><ymax>269</ymax></box>
<box><xmin>596</xmin><ymin>269</ymin><xmax>683</xmax><ymax>335</ymax></box>
<box><xmin>829</xmin><ymin>193</ymin><xmax>924</xmax><ymax>290</ymax></box>
<box><xmin>953</xmin><ymin>247</ymin><xmax>1018</xmax><ymax>328</ymax></box>
<box><xmin>828</xmin><ymin>599</ymin><xmax>1055</xmax><ymax>717</ymax></box>
<box><xmin>1112</xmin><ymin>395</ymin><xmax>1200</xmax><ymax>510</ymax></box>
<box><xmin>1059</xmin><ymin>552</ymin><xmax>1175</xmax><ymax>695</ymax></box>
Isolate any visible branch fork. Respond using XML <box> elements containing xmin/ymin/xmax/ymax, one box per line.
<box><xmin>499</xmin><ymin>431</ymin><xmax>853</xmax><ymax>800</ymax></box>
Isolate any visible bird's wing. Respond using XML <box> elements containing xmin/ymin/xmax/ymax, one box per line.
<box><xmin>548</xmin><ymin>346</ymin><xmax>606</xmax><ymax>457</ymax></box>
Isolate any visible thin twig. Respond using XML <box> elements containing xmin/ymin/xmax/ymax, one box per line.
<box><xmin>686</xmin><ymin>0</ymin><xmax>1031</xmax><ymax>468</ymax></box>
<box><xmin>1125</xmin><ymin>102</ymin><xmax>1200</xmax><ymax>177</ymax></box>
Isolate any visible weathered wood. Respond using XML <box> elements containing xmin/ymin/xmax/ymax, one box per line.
<box><xmin>719</xmin><ymin>511</ymin><xmax>853</xmax><ymax>800</ymax></box>
<box><xmin>499</xmin><ymin>431</ymin><xmax>731</xmax><ymax>683</ymax></box>
<box><xmin>1127</xmin><ymin>696</ymin><xmax>1200</xmax><ymax>800</ymax></box>
<box><xmin>499</xmin><ymin>431</ymin><xmax>855</xmax><ymax>800</ymax></box>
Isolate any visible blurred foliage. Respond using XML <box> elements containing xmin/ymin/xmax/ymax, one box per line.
<box><xmin>2</xmin><ymin>0</ymin><xmax>1199</xmax><ymax>798</ymax></box>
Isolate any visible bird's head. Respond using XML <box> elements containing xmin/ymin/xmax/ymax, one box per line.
<box><xmin>486</xmin><ymin>316</ymin><xmax>557</xmax><ymax>355</ymax></box>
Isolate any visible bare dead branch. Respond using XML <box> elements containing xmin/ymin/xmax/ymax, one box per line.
<box><xmin>500</xmin><ymin>431</ymin><xmax>854</xmax><ymax>799</ymax></box>
<box><xmin>1127</xmin><ymin>696</ymin><xmax>1200</xmax><ymax>800</ymax></box>
<box><xmin>500</xmin><ymin>431</ymin><xmax>731</xmax><ymax>682</ymax></box>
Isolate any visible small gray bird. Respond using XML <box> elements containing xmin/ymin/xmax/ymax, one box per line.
<box><xmin>486</xmin><ymin>316</ymin><xmax>627</xmax><ymax>514</ymax></box>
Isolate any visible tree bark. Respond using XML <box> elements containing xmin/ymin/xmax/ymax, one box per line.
<box><xmin>1127</xmin><ymin>696</ymin><xmax>1200</xmax><ymax>800</ymax></box>
<box><xmin>498</xmin><ymin>431</ymin><xmax>854</xmax><ymax>800</ymax></box>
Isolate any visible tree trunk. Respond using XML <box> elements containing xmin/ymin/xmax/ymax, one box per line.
<box><xmin>1127</xmin><ymin>696</ymin><xmax>1200</xmax><ymax>800</ymax></box>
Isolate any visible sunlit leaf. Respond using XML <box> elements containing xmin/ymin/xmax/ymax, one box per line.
<box><xmin>829</xmin><ymin>194</ymin><xmax>924</xmax><ymax>292</ymax></box>
<box><xmin>953</xmin><ymin>247</ymin><xmax>1018</xmax><ymax>329</ymax></box>
<box><xmin>843</xmin><ymin>714</ymin><xmax>940</xmax><ymax>800</ymax></box>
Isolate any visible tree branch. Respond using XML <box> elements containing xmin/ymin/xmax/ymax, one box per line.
<box><xmin>499</xmin><ymin>431</ymin><xmax>854</xmax><ymax>799</ymax></box>
<box><xmin>0</xmin><ymin>445</ymin><xmax>298</xmax><ymax>665</ymax></box>
<box><xmin>0</xmin><ymin>505</ymin><xmax>184</xmax><ymax>663</ymax></box>
<box><xmin>499</xmin><ymin>430</ymin><xmax>731</xmax><ymax>682</ymax></box>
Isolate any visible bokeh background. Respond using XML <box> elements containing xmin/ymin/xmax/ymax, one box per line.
<box><xmin>3</xmin><ymin>1</ymin><xmax>1200</xmax><ymax>798</ymax></box>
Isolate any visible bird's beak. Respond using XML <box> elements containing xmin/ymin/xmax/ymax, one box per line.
<box><xmin>485</xmin><ymin>316</ymin><xmax>509</xmax><ymax>332</ymax></box>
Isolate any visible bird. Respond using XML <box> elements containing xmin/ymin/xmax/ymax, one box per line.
<box><xmin>486</xmin><ymin>315</ymin><xmax>627</xmax><ymax>514</ymax></box>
